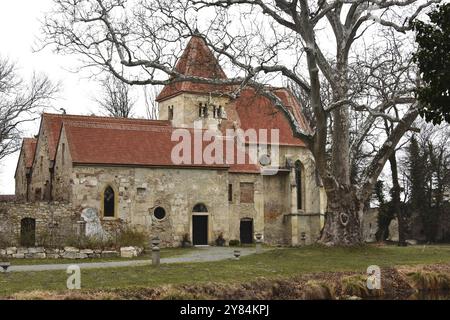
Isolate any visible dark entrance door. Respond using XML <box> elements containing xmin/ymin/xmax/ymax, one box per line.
<box><xmin>192</xmin><ymin>215</ymin><xmax>208</xmax><ymax>245</ymax></box>
<box><xmin>20</xmin><ymin>218</ymin><xmax>36</xmax><ymax>247</ymax></box>
<box><xmin>240</xmin><ymin>219</ymin><xmax>253</xmax><ymax>244</ymax></box>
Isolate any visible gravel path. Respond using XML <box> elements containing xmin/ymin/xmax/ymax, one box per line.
<box><xmin>6</xmin><ymin>246</ymin><xmax>266</xmax><ymax>272</ymax></box>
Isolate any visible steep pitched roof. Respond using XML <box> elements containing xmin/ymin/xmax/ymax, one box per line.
<box><xmin>62</xmin><ymin>121</ymin><xmax>259</xmax><ymax>172</ymax></box>
<box><xmin>23</xmin><ymin>138</ymin><xmax>37</xmax><ymax>168</ymax></box>
<box><xmin>228</xmin><ymin>87</ymin><xmax>311</xmax><ymax>146</ymax></box>
<box><xmin>14</xmin><ymin>137</ymin><xmax>37</xmax><ymax>178</ymax></box>
<box><xmin>156</xmin><ymin>35</ymin><xmax>228</xmax><ymax>101</ymax></box>
<box><xmin>40</xmin><ymin>113</ymin><xmax>170</xmax><ymax>161</ymax></box>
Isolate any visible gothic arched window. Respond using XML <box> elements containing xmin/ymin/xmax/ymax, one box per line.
<box><xmin>295</xmin><ymin>160</ymin><xmax>303</xmax><ymax>210</ymax></box>
<box><xmin>103</xmin><ymin>186</ymin><xmax>115</xmax><ymax>217</ymax></box>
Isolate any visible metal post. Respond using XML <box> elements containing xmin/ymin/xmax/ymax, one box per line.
<box><xmin>152</xmin><ymin>237</ymin><xmax>160</xmax><ymax>266</ymax></box>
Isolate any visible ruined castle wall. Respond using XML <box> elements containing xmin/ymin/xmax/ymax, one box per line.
<box><xmin>0</xmin><ymin>201</ymin><xmax>79</xmax><ymax>247</ymax></box>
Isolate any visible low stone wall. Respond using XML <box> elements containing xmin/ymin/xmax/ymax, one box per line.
<box><xmin>0</xmin><ymin>201</ymin><xmax>79</xmax><ymax>247</ymax></box>
<box><xmin>0</xmin><ymin>246</ymin><xmax>143</xmax><ymax>259</ymax></box>
<box><xmin>0</xmin><ymin>202</ymin><xmax>126</xmax><ymax>248</ymax></box>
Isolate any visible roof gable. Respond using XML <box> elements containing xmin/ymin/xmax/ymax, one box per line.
<box><xmin>40</xmin><ymin>113</ymin><xmax>170</xmax><ymax>161</ymax></box>
<box><xmin>229</xmin><ymin>87</ymin><xmax>310</xmax><ymax>146</ymax></box>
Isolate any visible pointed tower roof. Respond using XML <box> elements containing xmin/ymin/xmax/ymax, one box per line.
<box><xmin>156</xmin><ymin>35</ymin><xmax>228</xmax><ymax>102</ymax></box>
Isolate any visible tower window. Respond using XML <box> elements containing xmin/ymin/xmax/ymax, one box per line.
<box><xmin>168</xmin><ymin>105</ymin><xmax>174</xmax><ymax>120</ymax></box>
<box><xmin>218</xmin><ymin>106</ymin><xmax>223</xmax><ymax>118</ymax></box>
<box><xmin>199</xmin><ymin>103</ymin><xmax>203</xmax><ymax>117</ymax></box>
<box><xmin>228</xmin><ymin>184</ymin><xmax>233</xmax><ymax>202</ymax></box>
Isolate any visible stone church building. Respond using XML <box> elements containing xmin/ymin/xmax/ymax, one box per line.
<box><xmin>14</xmin><ymin>35</ymin><xmax>326</xmax><ymax>247</ymax></box>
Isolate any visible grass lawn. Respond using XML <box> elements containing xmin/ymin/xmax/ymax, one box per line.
<box><xmin>1</xmin><ymin>244</ymin><xmax>450</xmax><ymax>297</ymax></box>
<box><xmin>4</xmin><ymin>247</ymin><xmax>197</xmax><ymax>266</ymax></box>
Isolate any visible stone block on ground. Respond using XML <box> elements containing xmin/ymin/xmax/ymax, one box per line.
<box><xmin>120</xmin><ymin>246</ymin><xmax>138</xmax><ymax>258</ymax></box>
<box><xmin>12</xmin><ymin>253</ymin><xmax>25</xmax><ymax>259</ymax></box>
<box><xmin>32</xmin><ymin>252</ymin><xmax>46</xmax><ymax>259</ymax></box>
<box><xmin>62</xmin><ymin>251</ymin><xmax>78</xmax><ymax>259</ymax></box>
<box><xmin>101</xmin><ymin>250</ymin><xmax>119</xmax><ymax>258</ymax></box>
<box><xmin>17</xmin><ymin>247</ymin><xmax>28</xmax><ymax>254</ymax></box>
<box><xmin>6</xmin><ymin>247</ymin><xmax>17</xmax><ymax>255</ymax></box>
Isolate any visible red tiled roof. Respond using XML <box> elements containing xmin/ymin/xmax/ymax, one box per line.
<box><xmin>63</xmin><ymin>121</ymin><xmax>259</xmax><ymax>172</ymax></box>
<box><xmin>23</xmin><ymin>138</ymin><xmax>37</xmax><ymax>168</ymax></box>
<box><xmin>156</xmin><ymin>36</ymin><xmax>229</xmax><ymax>102</ymax></box>
<box><xmin>229</xmin><ymin>87</ymin><xmax>310</xmax><ymax>146</ymax></box>
<box><xmin>41</xmin><ymin>113</ymin><xmax>170</xmax><ymax>161</ymax></box>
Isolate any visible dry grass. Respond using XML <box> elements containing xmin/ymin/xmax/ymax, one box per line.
<box><xmin>408</xmin><ymin>271</ymin><xmax>450</xmax><ymax>291</ymax></box>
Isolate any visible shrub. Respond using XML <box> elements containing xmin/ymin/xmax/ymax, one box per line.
<box><xmin>117</xmin><ymin>228</ymin><xmax>147</xmax><ymax>248</ymax></box>
<box><xmin>229</xmin><ymin>239</ymin><xmax>240</xmax><ymax>246</ymax></box>
<box><xmin>341</xmin><ymin>275</ymin><xmax>370</xmax><ymax>298</ymax></box>
<box><xmin>303</xmin><ymin>280</ymin><xmax>335</xmax><ymax>300</ymax></box>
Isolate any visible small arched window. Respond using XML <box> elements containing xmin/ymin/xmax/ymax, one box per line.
<box><xmin>295</xmin><ymin>160</ymin><xmax>303</xmax><ymax>210</ymax></box>
<box><xmin>193</xmin><ymin>203</ymin><xmax>208</xmax><ymax>212</ymax></box>
<box><xmin>103</xmin><ymin>186</ymin><xmax>115</xmax><ymax>217</ymax></box>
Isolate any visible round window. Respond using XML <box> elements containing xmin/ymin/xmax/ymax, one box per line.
<box><xmin>154</xmin><ymin>207</ymin><xmax>166</xmax><ymax>220</ymax></box>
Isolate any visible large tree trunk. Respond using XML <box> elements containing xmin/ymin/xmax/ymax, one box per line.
<box><xmin>389</xmin><ymin>153</ymin><xmax>407</xmax><ymax>246</ymax></box>
<box><xmin>320</xmin><ymin>184</ymin><xmax>364</xmax><ymax>245</ymax></box>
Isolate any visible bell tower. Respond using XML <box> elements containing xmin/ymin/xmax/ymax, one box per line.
<box><xmin>155</xmin><ymin>34</ymin><xmax>230</xmax><ymax>130</ymax></box>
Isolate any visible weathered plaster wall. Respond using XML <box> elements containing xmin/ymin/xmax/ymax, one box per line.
<box><xmin>70</xmin><ymin>165</ymin><xmax>230</xmax><ymax>247</ymax></box>
<box><xmin>14</xmin><ymin>150</ymin><xmax>28</xmax><ymax>201</ymax></box>
<box><xmin>52</xmin><ymin>126</ymin><xmax>74</xmax><ymax>202</ymax></box>
<box><xmin>262</xmin><ymin>174</ymin><xmax>290</xmax><ymax>245</ymax></box>
<box><xmin>159</xmin><ymin>93</ymin><xmax>231</xmax><ymax>130</ymax></box>
<box><xmin>228</xmin><ymin>173</ymin><xmax>264</xmax><ymax>242</ymax></box>
<box><xmin>30</xmin><ymin>126</ymin><xmax>52</xmax><ymax>201</ymax></box>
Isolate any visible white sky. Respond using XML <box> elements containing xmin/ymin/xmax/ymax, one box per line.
<box><xmin>0</xmin><ymin>0</ymin><xmax>150</xmax><ymax>194</ymax></box>
<box><xmin>0</xmin><ymin>1</ymin><xmax>421</xmax><ymax>195</ymax></box>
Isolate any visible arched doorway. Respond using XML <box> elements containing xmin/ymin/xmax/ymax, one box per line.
<box><xmin>192</xmin><ymin>203</ymin><xmax>208</xmax><ymax>246</ymax></box>
<box><xmin>240</xmin><ymin>218</ymin><xmax>253</xmax><ymax>244</ymax></box>
<box><xmin>20</xmin><ymin>217</ymin><xmax>36</xmax><ymax>247</ymax></box>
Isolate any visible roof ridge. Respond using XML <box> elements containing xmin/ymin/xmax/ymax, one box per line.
<box><xmin>42</xmin><ymin>113</ymin><xmax>170</xmax><ymax>124</ymax></box>
<box><xmin>64</xmin><ymin>121</ymin><xmax>174</xmax><ymax>132</ymax></box>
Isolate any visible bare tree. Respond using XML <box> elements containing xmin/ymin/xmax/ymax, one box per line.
<box><xmin>40</xmin><ymin>0</ymin><xmax>440</xmax><ymax>245</ymax></box>
<box><xmin>96</xmin><ymin>75</ymin><xmax>135</xmax><ymax>118</ymax></box>
<box><xmin>0</xmin><ymin>57</ymin><xmax>58</xmax><ymax>161</ymax></box>
<box><xmin>143</xmin><ymin>85</ymin><xmax>160</xmax><ymax>120</ymax></box>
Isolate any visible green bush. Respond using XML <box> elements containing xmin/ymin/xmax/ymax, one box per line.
<box><xmin>229</xmin><ymin>239</ymin><xmax>240</xmax><ymax>246</ymax></box>
<box><xmin>117</xmin><ymin>228</ymin><xmax>147</xmax><ymax>248</ymax></box>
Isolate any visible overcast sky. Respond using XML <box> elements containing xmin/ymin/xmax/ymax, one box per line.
<box><xmin>0</xmin><ymin>0</ymin><xmax>151</xmax><ymax>194</ymax></box>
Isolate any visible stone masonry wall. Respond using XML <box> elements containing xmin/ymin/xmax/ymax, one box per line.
<box><xmin>70</xmin><ymin>165</ymin><xmax>230</xmax><ymax>247</ymax></box>
<box><xmin>0</xmin><ymin>201</ymin><xmax>79</xmax><ymax>247</ymax></box>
